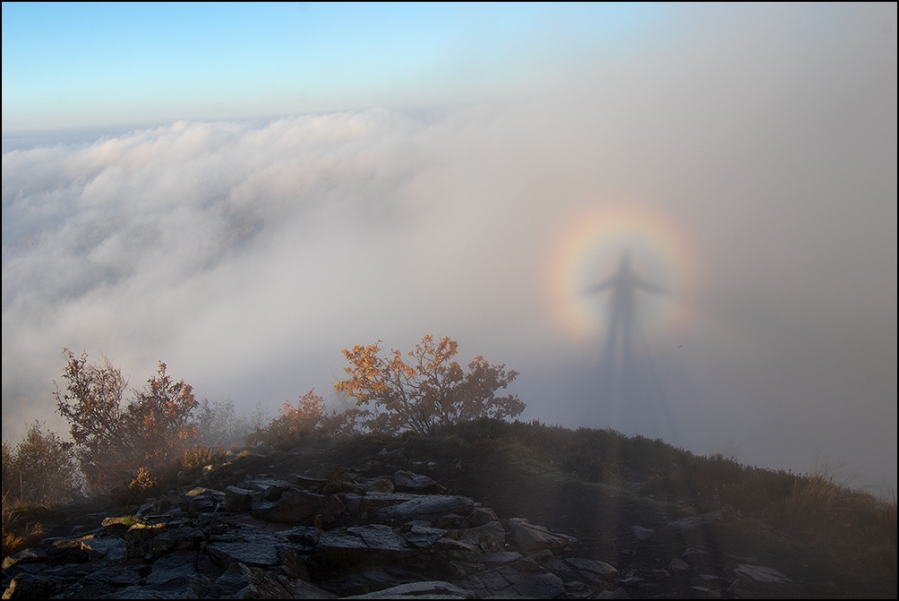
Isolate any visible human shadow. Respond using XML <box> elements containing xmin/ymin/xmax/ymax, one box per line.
<box><xmin>585</xmin><ymin>251</ymin><xmax>667</xmax><ymax>435</ymax></box>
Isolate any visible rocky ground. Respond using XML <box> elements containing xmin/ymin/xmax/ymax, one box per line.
<box><xmin>2</xmin><ymin>436</ymin><xmax>896</xmax><ymax>599</ymax></box>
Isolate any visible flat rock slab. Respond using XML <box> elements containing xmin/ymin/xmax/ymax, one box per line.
<box><xmin>734</xmin><ymin>564</ymin><xmax>790</xmax><ymax>584</ymax></box>
<box><xmin>207</xmin><ymin>532</ymin><xmax>281</xmax><ymax>567</ymax></box>
<box><xmin>393</xmin><ymin>470</ymin><xmax>446</xmax><ymax>493</ymax></box>
<box><xmin>508</xmin><ymin>518</ymin><xmax>576</xmax><ymax>551</ymax></box>
<box><xmin>344</xmin><ymin>580</ymin><xmax>475</xmax><ymax>599</ymax></box>
<box><xmin>667</xmin><ymin>510</ymin><xmax>723</xmax><ymax>532</ymax></box>
<box><xmin>565</xmin><ymin>557</ymin><xmax>619</xmax><ymax>580</ymax></box>
<box><xmin>378</xmin><ymin>495</ymin><xmax>475</xmax><ymax>522</ymax></box>
<box><xmin>145</xmin><ymin>550</ymin><xmax>198</xmax><ymax>589</ymax></box>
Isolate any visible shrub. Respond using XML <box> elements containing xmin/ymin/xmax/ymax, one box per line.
<box><xmin>1</xmin><ymin>421</ymin><xmax>84</xmax><ymax>506</ymax></box>
<box><xmin>54</xmin><ymin>349</ymin><xmax>198</xmax><ymax>493</ymax></box>
<box><xmin>111</xmin><ymin>467</ymin><xmax>162</xmax><ymax>508</ymax></box>
<box><xmin>335</xmin><ymin>335</ymin><xmax>524</xmax><ymax>436</ymax></box>
<box><xmin>194</xmin><ymin>398</ymin><xmax>256</xmax><ymax>449</ymax></box>
<box><xmin>246</xmin><ymin>390</ymin><xmax>362</xmax><ymax>449</ymax></box>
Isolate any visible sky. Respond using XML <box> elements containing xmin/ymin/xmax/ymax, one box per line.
<box><xmin>3</xmin><ymin>3</ymin><xmax>896</xmax><ymax>497</ymax></box>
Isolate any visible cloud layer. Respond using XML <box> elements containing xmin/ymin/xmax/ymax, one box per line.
<box><xmin>3</xmin><ymin>4</ymin><xmax>896</xmax><ymax>495</ymax></box>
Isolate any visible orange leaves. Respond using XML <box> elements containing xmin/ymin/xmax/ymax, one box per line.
<box><xmin>334</xmin><ymin>335</ymin><xmax>524</xmax><ymax>436</ymax></box>
<box><xmin>54</xmin><ymin>350</ymin><xmax>199</xmax><ymax>494</ymax></box>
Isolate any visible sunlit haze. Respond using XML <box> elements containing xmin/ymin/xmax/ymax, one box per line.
<box><xmin>3</xmin><ymin>3</ymin><xmax>896</xmax><ymax>497</ymax></box>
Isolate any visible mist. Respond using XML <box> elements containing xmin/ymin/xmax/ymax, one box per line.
<box><xmin>3</xmin><ymin>4</ymin><xmax>896</xmax><ymax>496</ymax></box>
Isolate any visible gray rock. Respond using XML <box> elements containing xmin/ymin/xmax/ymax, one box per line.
<box><xmin>84</xmin><ymin>564</ymin><xmax>143</xmax><ymax>586</ymax></box>
<box><xmin>356</xmin><ymin>477</ymin><xmax>395</xmax><ymax>494</ymax></box>
<box><xmin>733</xmin><ymin>564</ymin><xmax>790</xmax><ymax>584</ymax></box>
<box><xmin>667</xmin><ymin>557</ymin><xmax>690</xmax><ymax>572</ymax></box>
<box><xmin>343</xmin><ymin>580</ymin><xmax>475</xmax><ymax>599</ymax></box>
<box><xmin>245</xmin><ymin>479</ymin><xmax>295</xmax><ymax>501</ymax></box>
<box><xmin>465</xmin><ymin>506</ymin><xmax>498</xmax><ymax>526</ymax></box>
<box><xmin>145</xmin><ymin>550</ymin><xmax>198</xmax><ymax>590</ymax></box>
<box><xmin>404</xmin><ymin>524</ymin><xmax>448</xmax><ymax>549</ymax></box>
<box><xmin>275</xmin><ymin>525</ymin><xmax>322</xmax><ymax>548</ymax></box>
<box><xmin>80</xmin><ymin>537</ymin><xmax>128</xmax><ymax>562</ymax></box>
<box><xmin>259</xmin><ymin>489</ymin><xmax>343</xmax><ymax>523</ymax></box>
<box><xmin>2</xmin><ymin>547</ymin><xmax>48</xmax><ymax>569</ymax></box>
<box><xmin>565</xmin><ymin>557</ymin><xmax>618</xmax><ymax>580</ymax></box>
<box><xmin>481</xmin><ymin>551</ymin><xmax>523</xmax><ymax>564</ymax></box>
<box><xmin>597</xmin><ymin>587</ymin><xmax>631</xmax><ymax>599</ymax></box>
<box><xmin>631</xmin><ymin>525</ymin><xmax>654</xmax><ymax>541</ymax></box>
<box><xmin>508</xmin><ymin>571</ymin><xmax>565</xmax><ymax>598</ymax></box>
<box><xmin>150</xmin><ymin>527</ymin><xmax>205</xmax><ymax>557</ymax></box>
<box><xmin>224</xmin><ymin>486</ymin><xmax>256</xmax><ymax>512</ymax></box>
<box><xmin>209</xmin><ymin>561</ymin><xmax>336</xmax><ymax>599</ymax></box>
<box><xmin>667</xmin><ymin>510</ymin><xmax>723</xmax><ymax>532</ymax></box>
<box><xmin>378</xmin><ymin>495</ymin><xmax>475</xmax><ymax>523</ymax></box>
<box><xmin>207</xmin><ymin>532</ymin><xmax>281</xmax><ymax>567</ymax></box>
<box><xmin>507</xmin><ymin>518</ymin><xmax>576</xmax><ymax>551</ymax></box>
<box><xmin>2</xmin><ymin>572</ymin><xmax>66</xmax><ymax>599</ymax></box>
<box><xmin>393</xmin><ymin>470</ymin><xmax>446</xmax><ymax>493</ymax></box>
<box><xmin>346</xmin><ymin>524</ymin><xmax>413</xmax><ymax>555</ymax></box>
<box><xmin>456</xmin><ymin>520</ymin><xmax>506</xmax><ymax>552</ymax></box>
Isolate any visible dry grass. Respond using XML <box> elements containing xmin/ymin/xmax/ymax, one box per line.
<box><xmin>1</xmin><ymin>495</ymin><xmax>45</xmax><ymax>559</ymax></box>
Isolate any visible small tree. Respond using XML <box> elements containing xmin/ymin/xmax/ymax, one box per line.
<box><xmin>1</xmin><ymin>421</ymin><xmax>84</xmax><ymax>506</ymax></box>
<box><xmin>194</xmin><ymin>398</ymin><xmax>255</xmax><ymax>450</ymax></box>
<box><xmin>334</xmin><ymin>335</ymin><xmax>524</xmax><ymax>436</ymax></box>
<box><xmin>54</xmin><ymin>349</ymin><xmax>198</xmax><ymax>493</ymax></box>
<box><xmin>246</xmin><ymin>390</ymin><xmax>363</xmax><ymax>449</ymax></box>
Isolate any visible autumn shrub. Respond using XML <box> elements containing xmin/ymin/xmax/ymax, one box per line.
<box><xmin>111</xmin><ymin>467</ymin><xmax>163</xmax><ymax>508</ymax></box>
<box><xmin>246</xmin><ymin>390</ymin><xmax>363</xmax><ymax>450</ymax></box>
<box><xmin>335</xmin><ymin>335</ymin><xmax>524</xmax><ymax>436</ymax></box>
<box><xmin>1</xmin><ymin>422</ymin><xmax>84</xmax><ymax>507</ymax></box>
<box><xmin>54</xmin><ymin>349</ymin><xmax>199</xmax><ymax>494</ymax></box>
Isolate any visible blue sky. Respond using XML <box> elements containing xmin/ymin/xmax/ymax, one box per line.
<box><xmin>2</xmin><ymin>2</ymin><xmax>664</xmax><ymax>133</ymax></box>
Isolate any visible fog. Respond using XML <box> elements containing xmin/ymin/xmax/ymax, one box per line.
<box><xmin>3</xmin><ymin>5</ymin><xmax>896</xmax><ymax>496</ymax></box>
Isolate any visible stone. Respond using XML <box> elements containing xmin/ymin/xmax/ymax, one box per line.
<box><xmin>481</xmin><ymin>551</ymin><xmax>523</xmax><ymax>564</ymax></box>
<box><xmin>80</xmin><ymin>537</ymin><xmax>128</xmax><ymax>562</ymax></box>
<box><xmin>343</xmin><ymin>580</ymin><xmax>475</xmax><ymax>599</ymax></box>
<box><xmin>403</xmin><ymin>524</ymin><xmax>447</xmax><ymax>549</ymax></box>
<box><xmin>291</xmin><ymin>475</ymin><xmax>328</xmax><ymax>492</ymax></box>
<box><xmin>275</xmin><ymin>525</ymin><xmax>322</xmax><ymax>548</ymax></box>
<box><xmin>245</xmin><ymin>478</ymin><xmax>295</xmax><ymax>501</ymax></box>
<box><xmin>733</xmin><ymin>564</ymin><xmax>790</xmax><ymax>584</ymax></box>
<box><xmin>150</xmin><ymin>527</ymin><xmax>205</xmax><ymax>557</ymax></box>
<box><xmin>631</xmin><ymin>525</ymin><xmax>654</xmax><ymax>541</ymax></box>
<box><xmin>597</xmin><ymin>587</ymin><xmax>631</xmax><ymax>599</ymax></box>
<box><xmin>456</xmin><ymin>520</ymin><xmax>506</xmax><ymax>552</ymax></box>
<box><xmin>84</xmin><ymin>564</ymin><xmax>143</xmax><ymax>586</ymax></box>
<box><xmin>346</xmin><ymin>524</ymin><xmax>413</xmax><ymax>555</ymax></box>
<box><xmin>465</xmin><ymin>506</ymin><xmax>498</xmax><ymax>526</ymax></box>
<box><xmin>2</xmin><ymin>572</ymin><xmax>66</xmax><ymax>599</ymax></box>
<box><xmin>224</xmin><ymin>486</ymin><xmax>256</xmax><ymax>512</ymax></box>
<box><xmin>144</xmin><ymin>550</ymin><xmax>198</xmax><ymax>590</ymax></box>
<box><xmin>393</xmin><ymin>470</ymin><xmax>446</xmax><ymax>493</ymax></box>
<box><xmin>667</xmin><ymin>510</ymin><xmax>723</xmax><ymax>532</ymax></box>
<box><xmin>378</xmin><ymin>495</ymin><xmax>475</xmax><ymax>523</ymax></box>
<box><xmin>668</xmin><ymin>557</ymin><xmax>691</xmax><ymax>572</ymax></box>
<box><xmin>259</xmin><ymin>489</ymin><xmax>343</xmax><ymax>523</ymax></box>
<box><xmin>508</xmin><ymin>571</ymin><xmax>565</xmax><ymax>598</ymax></box>
<box><xmin>207</xmin><ymin>531</ymin><xmax>282</xmax><ymax>567</ymax></box>
<box><xmin>2</xmin><ymin>548</ymin><xmax>47</xmax><ymax>569</ymax></box>
<box><xmin>355</xmin><ymin>477</ymin><xmax>394</xmax><ymax>494</ymax></box>
<box><xmin>565</xmin><ymin>557</ymin><xmax>619</xmax><ymax>580</ymax></box>
<box><xmin>507</xmin><ymin>518</ymin><xmax>576</xmax><ymax>551</ymax></box>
